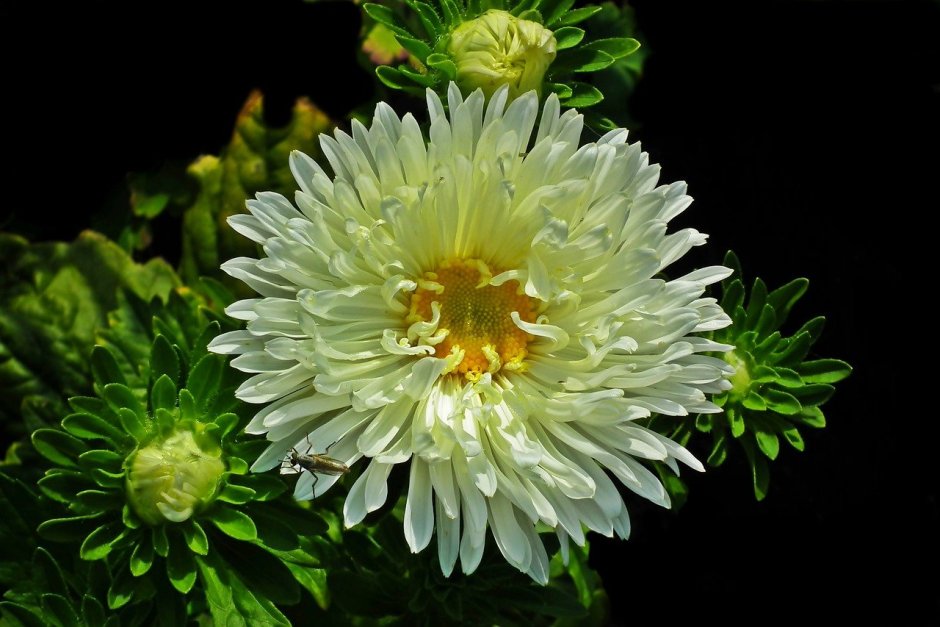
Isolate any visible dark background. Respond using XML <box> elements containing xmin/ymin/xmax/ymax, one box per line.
<box><xmin>2</xmin><ymin>0</ymin><xmax>937</xmax><ymax>623</ymax></box>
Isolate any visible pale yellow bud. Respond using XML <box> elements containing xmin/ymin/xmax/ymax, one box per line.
<box><xmin>448</xmin><ymin>10</ymin><xmax>557</xmax><ymax>100</ymax></box>
<box><xmin>125</xmin><ymin>429</ymin><xmax>225</xmax><ymax>525</ymax></box>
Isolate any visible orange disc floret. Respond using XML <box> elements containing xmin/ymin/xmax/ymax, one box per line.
<box><xmin>408</xmin><ymin>258</ymin><xmax>536</xmax><ymax>380</ymax></box>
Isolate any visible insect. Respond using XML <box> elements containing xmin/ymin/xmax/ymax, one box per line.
<box><xmin>283</xmin><ymin>437</ymin><xmax>350</xmax><ymax>496</ymax></box>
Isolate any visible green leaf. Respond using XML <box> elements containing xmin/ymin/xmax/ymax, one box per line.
<box><xmin>557</xmin><ymin>5</ymin><xmax>602</xmax><ymax>25</ymax></box>
<box><xmin>0</xmin><ymin>232</ymin><xmax>177</xmax><ymax>434</ymax></box>
<box><xmin>376</xmin><ymin>65</ymin><xmax>418</xmax><ymax>92</ymax></box>
<box><xmin>706</xmin><ymin>430</ymin><xmax>729</xmax><ymax>466</ymax></box>
<box><xmin>61</xmin><ymin>412</ymin><xmax>124</xmax><ymax>445</ymax></box>
<box><xmin>583</xmin><ymin>37</ymin><xmax>640</xmax><ymax>59</ymax></box>
<box><xmin>562</xmin><ymin>82</ymin><xmax>604</xmax><ymax>107</ymax></box>
<box><xmin>285</xmin><ymin>564</ymin><xmax>330</xmax><ymax>610</ymax></box>
<box><xmin>553</xmin><ymin>26</ymin><xmax>585</xmax><ymax>50</ymax></box>
<box><xmin>205</xmin><ymin>506</ymin><xmax>257</xmax><ymax>541</ymax></box>
<box><xmin>362</xmin><ymin>3</ymin><xmax>409</xmax><ymax>36</ymax></box>
<box><xmin>80</xmin><ymin>595</ymin><xmax>106</xmax><ymax>627</ymax></box>
<box><xmin>543</xmin><ymin>0</ymin><xmax>576</xmax><ymax>26</ymax></box>
<box><xmin>41</xmin><ymin>594</ymin><xmax>80</xmax><ymax>627</ymax></box>
<box><xmin>745</xmin><ymin>278</ymin><xmax>768</xmax><ymax>329</ymax></box>
<box><xmin>166</xmin><ymin>534</ymin><xmax>198</xmax><ymax>594</ymax></box>
<box><xmin>405</xmin><ymin>0</ymin><xmax>441</xmax><ymax>38</ymax></box>
<box><xmin>181</xmin><ymin>520</ymin><xmax>210</xmax><ymax>556</ymax></box>
<box><xmin>37</xmin><ymin>471</ymin><xmax>95</xmax><ymax>504</ymax></box>
<box><xmin>0</xmin><ymin>602</ymin><xmax>46</xmax><ymax>627</ymax></box>
<box><xmin>91</xmin><ymin>344</ymin><xmax>127</xmax><ymax>390</ymax></box>
<box><xmin>38</xmin><ymin>514</ymin><xmax>104</xmax><ymax>543</ymax></box>
<box><xmin>727</xmin><ymin>406</ymin><xmax>745</xmax><ymax>438</ymax></box>
<box><xmin>230</xmin><ymin>474</ymin><xmax>286</xmax><ymax>501</ymax></box>
<box><xmin>396</xmin><ymin>35</ymin><xmax>432</xmax><ymax>62</ymax></box>
<box><xmin>741</xmin><ymin>438</ymin><xmax>771</xmax><ymax>501</ymax></box>
<box><xmin>152</xmin><ymin>525</ymin><xmax>169</xmax><ymax>558</ymax></box>
<box><xmin>80</xmin><ymin>522</ymin><xmax>125</xmax><ymax>560</ymax></box>
<box><xmin>546</xmin><ymin>82</ymin><xmax>573</xmax><ymax>99</ymax></box>
<box><xmin>754</xmin><ymin>426</ymin><xmax>780</xmax><ymax>460</ymax></box>
<box><xmin>762</xmin><ymin>388</ymin><xmax>802</xmax><ymax>415</ymax></box>
<box><xmin>555</xmin><ymin>48</ymin><xmax>616</xmax><ymax>73</ymax></box>
<box><xmin>766</xmin><ymin>277</ymin><xmax>809</xmax><ymax>327</ymax></box>
<box><xmin>426</xmin><ymin>53</ymin><xmax>457</xmax><ymax>81</ymax></box>
<box><xmin>197</xmin><ymin>553</ymin><xmax>291</xmax><ymax>627</ymax></box>
<box><xmin>789</xmin><ymin>383</ymin><xmax>835</xmax><ymax>407</ymax></box>
<box><xmin>77</xmin><ymin>449</ymin><xmax>124</xmax><ymax>469</ymax></box>
<box><xmin>116</xmin><ymin>408</ymin><xmax>148</xmax><ymax>444</ymax></box>
<box><xmin>31</xmin><ymin>429</ymin><xmax>85</xmax><ymax>468</ymax></box>
<box><xmin>798</xmin><ymin>359</ymin><xmax>852</xmax><ymax>384</ymax></box>
<box><xmin>150</xmin><ymin>335</ymin><xmax>180</xmax><ymax>385</ymax></box>
<box><xmin>150</xmin><ymin>374</ymin><xmax>178</xmax><ymax>412</ymax></box>
<box><xmin>218</xmin><ymin>484</ymin><xmax>256</xmax><ymax>505</ymax></box>
<box><xmin>129</xmin><ymin>538</ymin><xmax>154</xmax><ymax>576</ymax></box>
<box><xmin>721</xmin><ymin>278</ymin><xmax>745</xmax><ymax>314</ymax></box>
<box><xmin>74</xmin><ymin>490</ymin><xmax>123</xmax><ymax>513</ymax></box>
<box><xmin>781</xmin><ymin>423</ymin><xmax>805</xmax><ymax>451</ymax></box>
<box><xmin>177</xmin><ymin>92</ymin><xmax>331</xmax><ymax>289</ymax></box>
<box><xmin>186</xmin><ymin>354</ymin><xmax>223</xmax><ymax>412</ymax></box>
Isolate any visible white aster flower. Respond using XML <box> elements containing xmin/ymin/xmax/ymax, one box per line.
<box><xmin>209</xmin><ymin>83</ymin><xmax>733</xmax><ymax>583</ymax></box>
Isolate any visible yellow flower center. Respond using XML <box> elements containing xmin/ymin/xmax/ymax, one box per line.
<box><xmin>408</xmin><ymin>258</ymin><xmax>535</xmax><ymax>380</ymax></box>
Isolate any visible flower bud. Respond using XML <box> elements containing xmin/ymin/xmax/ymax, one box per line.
<box><xmin>448</xmin><ymin>10</ymin><xmax>557</xmax><ymax>99</ymax></box>
<box><xmin>125</xmin><ymin>429</ymin><xmax>225</xmax><ymax>525</ymax></box>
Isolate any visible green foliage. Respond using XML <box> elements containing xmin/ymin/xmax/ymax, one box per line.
<box><xmin>16</xmin><ymin>295</ymin><xmax>332</xmax><ymax>623</ymax></box>
<box><xmin>0</xmin><ymin>232</ymin><xmax>178</xmax><ymax>441</ymax></box>
<box><xmin>670</xmin><ymin>251</ymin><xmax>851</xmax><ymax>500</ymax></box>
<box><xmin>126</xmin><ymin>92</ymin><xmax>333</xmax><ymax>291</ymax></box>
<box><xmin>360</xmin><ymin>0</ymin><xmax>644</xmax><ymax>122</ymax></box>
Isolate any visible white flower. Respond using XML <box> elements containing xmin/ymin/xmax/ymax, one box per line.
<box><xmin>210</xmin><ymin>83</ymin><xmax>732</xmax><ymax>583</ymax></box>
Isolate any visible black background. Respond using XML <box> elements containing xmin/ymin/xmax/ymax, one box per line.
<box><xmin>2</xmin><ymin>0</ymin><xmax>937</xmax><ymax>624</ymax></box>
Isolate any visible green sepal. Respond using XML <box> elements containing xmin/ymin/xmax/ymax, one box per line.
<box><xmin>30</xmin><ymin>429</ymin><xmax>85</xmax><ymax>468</ymax></box>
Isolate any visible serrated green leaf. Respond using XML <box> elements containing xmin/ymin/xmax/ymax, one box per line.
<box><xmin>721</xmin><ymin>278</ymin><xmax>745</xmax><ymax>314</ymax></box>
<box><xmin>426</xmin><ymin>53</ymin><xmax>457</xmax><ymax>81</ymax></box>
<box><xmin>91</xmin><ymin>346</ymin><xmax>126</xmax><ymax>389</ymax></box>
<box><xmin>553</xmin><ymin>26</ymin><xmax>585</xmax><ymax>50</ymax></box>
<box><xmin>399</xmin><ymin>64</ymin><xmax>437</xmax><ymax>88</ymax></box>
<box><xmin>766</xmin><ymin>277</ymin><xmax>809</xmax><ymax>327</ymax></box>
<box><xmin>30</xmin><ymin>429</ymin><xmax>85</xmax><ymax>468</ymax></box>
<box><xmin>102</xmin><ymin>383</ymin><xmax>144</xmax><ymax>420</ymax></box>
<box><xmin>754</xmin><ymin>426</ymin><xmax>780</xmax><ymax>460</ymax></box>
<box><xmin>745</xmin><ymin>278</ymin><xmax>768</xmax><ymax>329</ymax></box>
<box><xmin>181</xmin><ymin>520</ymin><xmax>210</xmax><ymax>556</ymax></box>
<box><xmin>376</xmin><ymin>65</ymin><xmax>417</xmax><ymax>92</ymax></box>
<box><xmin>78</xmin><ymin>449</ymin><xmax>124</xmax><ymax>469</ymax></box>
<box><xmin>116</xmin><ymin>408</ymin><xmax>148</xmax><ymax>443</ymax></box>
<box><xmin>562</xmin><ymin>82</ymin><xmax>604</xmax><ymax>107</ymax></box>
<box><xmin>546</xmin><ymin>82</ymin><xmax>573</xmax><ymax>99</ymax></box>
<box><xmin>90</xmin><ymin>468</ymin><xmax>125</xmax><ymax>489</ymax></box>
<box><xmin>206</xmin><ymin>506</ymin><xmax>257</xmax><ymax>541</ymax></box>
<box><xmin>129</xmin><ymin>538</ymin><xmax>154</xmax><ymax>576</ymax></box>
<box><xmin>405</xmin><ymin>0</ymin><xmax>441</xmax><ymax>37</ymax></box>
<box><xmin>694</xmin><ymin>413</ymin><xmax>713</xmax><ymax>433</ymax></box>
<box><xmin>178</xmin><ymin>389</ymin><xmax>197</xmax><ymax>422</ymax></box>
<box><xmin>742</xmin><ymin>391</ymin><xmax>767</xmax><ymax>411</ymax></box>
<box><xmin>79</xmin><ymin>522</ymin><xmax>124</xmax><ymax>560</ymax></box>
<box><xmin>798</xmin><ymin>359</ymin><xmax>852</xmax><ymax>383</ymax></box>
<box><xmin>543</xmin><ymin>0</ymin><xmax>575</xmax><ymax>26</ymax></box>
<box><xmin>754</xmin><ymin>304</ymin><xmax>777</xmax><ymax>338</ymax></box>
<box><xmin>583</xmin><ymin>37</ymin><xmax>640</xmax><ymax>59</ymax></box>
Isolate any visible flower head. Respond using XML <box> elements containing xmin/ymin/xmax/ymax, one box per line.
<box><xmin>448</xmin><ymin>10</ymin><xmax>557</xmax><ymax>99</ymax></box>
<box><xmin>211</xmin><ymin>84</ymin><xmax>732</xmax><ymax>582</ymax></box>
